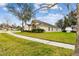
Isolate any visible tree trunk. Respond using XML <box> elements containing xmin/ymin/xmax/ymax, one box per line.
<box><xmin>21</xmin><ymin>20</ymin><xmax>24</xmax><ymax>31</ymax></box>
<box><xmin>74</xmin><ymin>3</ymin><xmax>79</xmax><ymax>56</ymax></box>
<box><xmin>25</xmin><ymin>21</ymin><xmax>27</xmax><ymax>26</ymax></box>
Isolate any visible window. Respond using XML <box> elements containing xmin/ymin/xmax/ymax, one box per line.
<box><xmin>48</xmin><ymin>27</ymin><xmax>50</xmax><ymax>31</ymax></box>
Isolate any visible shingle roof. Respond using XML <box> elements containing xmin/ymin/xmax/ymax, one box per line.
<box><xmin>32</xmin><ymin>20</ymin><xmax>56</xmax><ymax>27</ymax></box>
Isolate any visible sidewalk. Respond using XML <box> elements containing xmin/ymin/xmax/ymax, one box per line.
<box><xmin>7</xmin><ymin>32</ymin><xmax>75</xmax><ymax>50</ymax></box>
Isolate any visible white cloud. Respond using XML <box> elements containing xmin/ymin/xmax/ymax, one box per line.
<box><xmin>0</xmin><ymin>3</ymin><xmax>8</xmax><ymax>11</ymax></box>
<box><xmin>2</xmin><ymin>7</ymin><xmax>8</xmax><ymax>11</ymax></box>
<box><xmin>39</xmin><ymin>9</ymin><xmax>48</xmax><ymax>13</ymax></box>
<box><xmin>50</xmin><ymin>5</ymin><xmax>63</xmax><ymax>10</ymax></box>
<box><xmin>34</xmin><ymin>4</ymin><xmax>41</xmax><ymax>10</ymax></box>
<box><xmin>36</xmin><ymin>13</ymin><xmax>64</xmax><ymax>25</ymax></box>
<box><xmin>34</xmin><ymin>4</ymin><xmax>48</xmax><ymax>14</ymax></box>
<box><xmin>0</xmin><ymin>3</ymin><xmax>7</xmax><ymax>7</ymax></box>
<box><xmin>34</xmin><ymin>4</ymin><xmax>63</xmax><ymax>14</ymax></box>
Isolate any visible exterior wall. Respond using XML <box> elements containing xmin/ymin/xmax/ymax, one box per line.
<box><xmin>39</xmin><ymin>26</ymin><xmax>49</xmax><ymax>32</ymax></box>
<box><xmin>38</xmin><ymin>24</ymin><xmax>61</xmax><ymax>32</ymax></box>
<box><xmin>52</xmin><ymin>28</ymin><xmax>61</xmax><ymax>32</ymax></box>
<box><xmin>31</xmin><ymin>21</ymin><xmax>54</xmax><ymax>32</ymax></box>
<box><xmin>38</xmin><ymin>25</ymin><xmax>53</xmax><ymax>32</ymax></box>
<box><xmin>57</xmin><ymin>28</ymin><xmax>62</xmax><ymax>32</ymax></box>
<box><xmin>24</xmin><ymin>25</ymin><xmax>28</xmax><ymax>30</ymax></box>
<box><xmin>29</xmin><ymin>26</ymin><xmax>32</xmax><ymax>30</ymax></box>
<box><xmin>24</xmin><ymin>25</ymin><xmax>31</xmax><ymax>30</ymax></box>
<box><xmin>24</xmin><ymin>22</ymin><xmax>62</xmax><ymax>32</ymax></box>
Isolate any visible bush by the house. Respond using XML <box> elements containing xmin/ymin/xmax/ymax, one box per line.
<box><xmin>71</xmin><ymin>31</ymin><xmax>76</xmax><ymax>33</ymax></box>
<box><xmin>62</xmin><ymin>30</ymin><xmax>66</xmax><ymax>32</ymax></box>
<box><xmin>62</xmin><ymin>30</ymin><xmax>76</xmax><ymax>33</ymax></box>
<box><xmin>31</xmin><ymin>29</ymin><xmax>45</xmax><ymax>33</ymax></box>
<box><xmin>21</xmin><ymin>30</ymin><xmax>31</xmax><ymax>32</ymax></box>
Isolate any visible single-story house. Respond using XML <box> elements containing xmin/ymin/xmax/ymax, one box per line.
<box><xmin>71</xmin><ymin>25</ymin><xmax>77</xmax><ymax>31</ymax></box>
<box><xmin>24</xmin><ymin>20</ymin><xmax>61</xmax><ymax>32</ymax></box>
<box><xmin>0</xmin><ymin>23</ymin><xmax>17</xmax><ymax>31</ymax></box>
<box><xmin>65</xmin><ymin>27</ymin><xmax>72</xmax><ymax>32</ymax></box>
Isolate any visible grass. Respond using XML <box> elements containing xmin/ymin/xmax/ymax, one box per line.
<box><xmin>0</xmin><ymin>33</ymin><xmax>74</xmax><ymax>56</ymax></box>
<box><xmin>16</xmin><ymin>32</ymin><xmax>76</xmax><ymax>44</ymax></box>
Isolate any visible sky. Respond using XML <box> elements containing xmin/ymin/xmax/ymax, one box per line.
<box><xmin>0</xmin><ymin>3</ymin><xmax>77</xmax><ymax>26</ymax></box>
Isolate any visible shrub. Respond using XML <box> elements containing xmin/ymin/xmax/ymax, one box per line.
<box><xmin>31</xmin><ymin>29</ymin><xmax>45</xmax><ymax>33</ymax></box>
<box><xmin>71</xmin><ymin>31</ymin><xmax>76</xmax><ymax>33</ymax></box>
<box><xmin>21</xmin><ymin>30</ymin><xmax>31</xmax><ymax>32</ymax></box>
<box><xmin>62</xmin><ymin>30</ymin><xmax>66</xmax><ymax>32</ymax></box>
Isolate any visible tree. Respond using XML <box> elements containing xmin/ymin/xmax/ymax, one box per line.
<box><xmin>4</xmin><ymin>16</ymin><xmax>11</xmax><ymax>31</ymax></box>
<box><xmin>74</xmin><ymin>3</ymin><xmax>79</xmax><ymax>56</ymax></box>
<box><xmin>6</xmin><ymin>3</ymin><xmax>79</xmax><ymax>55</ymax></box>
<box><xmin>55</xmin><ymin>19</ymin><xmax>64</xmax><ymax>30</ymax></box>
<box><xmin>6</xmin><ymin>3</ymin><xmax>34</xmax><ymax>31</ymax></box>
<box><xmin>56</xmin><ymin>15</ymin><xmax>76</xmax><ymax>31</ymax></box>
<box><xmin>36</xmin><ymin>3</ymin><xmax>79</xmax><ymax>55</ymax></box>
<box><xmin>63</xmin><ymin>16</ymin><xmax>70</xmax><ymax>28</ymax></box>
<box><xmin>6</xmin><ymin>3</ymin><xmax>57</xmax><ymax>31</ymax></box>
<box><xmin>68</xmin><ymin>11</ymin><xmax>77</xmax><ymax>25</ymax></box>
<box><xmin>63</xmin><ymin>4</ymin><xmax>77</xmax><ymax>31</ymax></box>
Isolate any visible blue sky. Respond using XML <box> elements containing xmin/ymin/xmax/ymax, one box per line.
<box><xmin>0</xmin><ymin>3</ymin><xmax>77</xmax><ymax>26</ymax></box>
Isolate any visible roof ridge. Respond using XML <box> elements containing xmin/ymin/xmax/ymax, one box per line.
<box><xmin>32</xmin><ymin>20</ymin><xmax>55</xmax><ymax>27</ymax></box>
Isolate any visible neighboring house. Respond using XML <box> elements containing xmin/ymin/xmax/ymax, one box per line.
<box><xmin>0</xmin><ymin>23</ymin><xmax>17</xmax><ymax>31</ymax></box>
<box><xmin>71</xmin><ymin>25</ymin><xmax>77</xmax><ymax>31</ymax></box>
<box><xmin>24</xmin><ymin>20</ymin><xmax>61</xmax><ymax>32</ymax></box>
<box><xmin>65</xmin><ymin>27</ymin><xmax>72</xmax><ymax>32</ymax></box>
<box><xmin>65</xmin><ymin>25</ymin><xmax>77</xmax><ymax>32</ymax></box>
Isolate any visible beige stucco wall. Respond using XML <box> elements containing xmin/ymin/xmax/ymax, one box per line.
<box><xmin>24</xmin><ymin>23</ymin><xmax>61</xmax><ymax>32</ymax></box>
<box><xmin>24</xmin><ymin>25</ymin><xmax>32</xmax><ymax>31</ymax></box>
<box><xmin>38</xmin><ymin>25</ymin><xmax>53</xmax><ymax>32</ymax></box>
<box><xmin>39</xmin><ymin>25</ymin><xmax>61</xmax><ymax>32</ymax></box>
<box><xmin>53</xmin><ymin>28</ymin><xmax>62</xmax><ymax>32</ymax></box>
<box><xmin>24</xmin><ymin>25</ymin><xmax>28</xmax><ymax>30</ymax></box>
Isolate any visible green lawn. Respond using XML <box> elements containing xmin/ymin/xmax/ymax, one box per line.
<box><xmin>0</xmin><ymin>33</ymin><xmax>74</xmax><ymax>56</ymax></box>
<box><xmin>16</xmin><ymin>32</ymin><xmax>76</xmax><ymax>44</ymax></box>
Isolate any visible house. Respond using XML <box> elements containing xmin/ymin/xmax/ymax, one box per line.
<box><xmin>71</xmin><ymin>25</ymin><xmax>77</xmax><ymax>32</ymax></box>
<box><xmin>65</xmin><ymin>25</ymin><xmax>77</xmax><ymax>32</ymax></box>
<box><xmin>24</xmin><ymin>20</ymin><xmax>61</xmax><ymax>32</ymax></box>
<box><xmin>0</xmin><ymin>23</ymin><xmax>17</xmax><ymax>31</ymax></box>
<box><xmin>65</xmin><ymin>27</ymin><xmax>72</xmax><ymax>32</ymax></box>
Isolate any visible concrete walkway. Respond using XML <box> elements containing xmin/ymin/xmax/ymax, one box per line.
<box><xmin>7</xmin><ymin>32</ymin><xmax>75</xmax><ymax>50</ymax></box>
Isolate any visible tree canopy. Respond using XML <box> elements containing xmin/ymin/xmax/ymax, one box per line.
<box><xmin>6</xmin><ymin>3</ymin><xmax>34</xmax><ymax>30</ymax></box>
